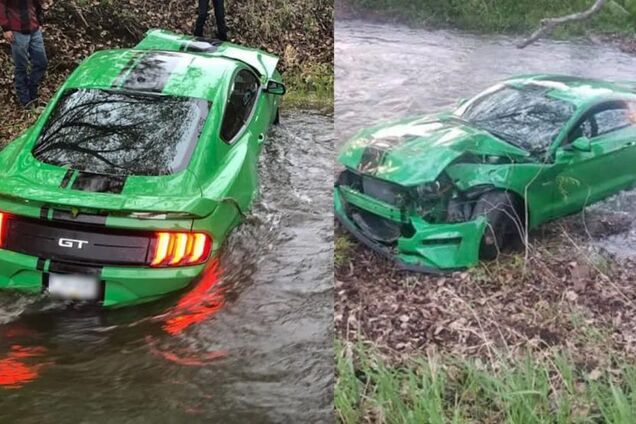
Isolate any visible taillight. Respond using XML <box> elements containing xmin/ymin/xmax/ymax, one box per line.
<box><xmin>0</xmin><ymin>213</ymin><xmax>5</xmax><ymax>247</ymax></box>
<box><xmin>150</xmin><ymin>232</ymin><xmax>212</xmax><ymax>267</ymax></box>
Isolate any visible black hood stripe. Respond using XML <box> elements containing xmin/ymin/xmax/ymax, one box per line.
<box><xmin>358</xmin><ymin>136</ymin><xmax>404</xmax><ymax>175</ymax></box>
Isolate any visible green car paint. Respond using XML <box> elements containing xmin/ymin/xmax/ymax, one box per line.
<box><xmin>0</xmin><ymin>30</ymin><xmax>284</xmax><ymax>307</ymax></box>
<box><xmin>336</xmin><ymin>74</ymin><xmax>636</xmax><ymax>271</ymax></box>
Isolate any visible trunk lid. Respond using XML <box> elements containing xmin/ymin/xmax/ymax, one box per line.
<box><xmin>0</xmin><ymin>151</ymin><xmax>216</xmax><ymax>217</ymax></box>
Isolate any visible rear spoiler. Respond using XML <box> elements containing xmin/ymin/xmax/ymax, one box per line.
<box><xmin>135</xmin><ymin>29</ymin><xmax>280</xmax><ymax>80</ymax></box>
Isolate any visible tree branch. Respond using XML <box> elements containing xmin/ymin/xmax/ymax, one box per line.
<box><xmin>517</xmin><ymin>0</ymin><xmax>607</xmax><ymax>48</ymax></box>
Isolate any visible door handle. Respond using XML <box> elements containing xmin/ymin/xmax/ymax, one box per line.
<box><xmin>258</xmin><ymin>133</ymin><xmax>265</xmax><ymax>143</ymax></box>
<box><xmin>625</xmin><ymin>141</ymin><xmax>636</xmax><ymax>147</ymax></box>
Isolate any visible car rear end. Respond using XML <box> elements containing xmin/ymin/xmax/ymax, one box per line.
<box><xmin>0</xmin><ymin>197</ymin><xmax>217</xmax><ymax>307</ymax></box>
<box><xmin>0</xmin><ymin>82</ymin><xmax>226</xmax><ymax>307</ymax></box>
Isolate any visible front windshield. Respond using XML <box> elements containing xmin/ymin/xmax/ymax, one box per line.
<box><xmin>456</xmin><ymin>85</ymin><xmax>576</xmax><ymax>153</ymax></box>
<box><xmin>33</xmin><ymin>89</ymin><xmax>209</xmax><ymax>176</ymax></box>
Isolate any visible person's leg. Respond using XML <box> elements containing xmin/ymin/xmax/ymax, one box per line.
<box><xmin>193</xmin><ymin>0</ymin><xmax>209</xmax><ymax>37</ymax></box>
<box><xmin>211</xmin><ymin>0</ymin><xmax>227</xmax><ymax>41</ymax></box>
<box><xmin>10</xmin><ymin>33</ymin><xmax>32</xmax><ymax>106</ymax></box>
<box><xmin>28</xmin><ymin>29</ymin><xmax>48</xmax><ymax>102</ymax></box>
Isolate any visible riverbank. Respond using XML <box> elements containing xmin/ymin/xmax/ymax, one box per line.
<box><xmin>335</xmin><ymin>208</ymin><xmax>636</xmax><ymax>422</ymax></box>
<box><xmin>339</xmin><ymin>0</ymin><xmax>636</xmax><ymax>37</ymax></box>
<box><xmin>0</xmin><ymin>0</ymin><xmax>333</xmax><ymax>144</ymax></box>
<box><xmin>336</xmin><ymin>340</ymin><xmax>636</xmax><ymax>423</ymax></box>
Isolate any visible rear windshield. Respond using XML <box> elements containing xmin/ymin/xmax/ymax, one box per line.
<box><xmin>32</xmin><ymin>89</ymin><xmax>209</xmax><ymax>176</ymax></box>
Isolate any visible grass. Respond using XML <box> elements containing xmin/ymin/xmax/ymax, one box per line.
<box><xmin>335</xmin><ymin>235</ymin><xmax>354</xmax><ymax>268</ymax></box>
<box><xmin>345</xmin><ymin>0</ymin><xmax>636</xmax><ymax>37</ymax></box>
<box><xmin>336</xmin><ymin>341</ymin><xmax>636</xmax><ymax>423</ymax></box>
<box><xmin>283</xmin><ymin>63</ymin><xmax>334</xmax><ymax>111</ymax></box>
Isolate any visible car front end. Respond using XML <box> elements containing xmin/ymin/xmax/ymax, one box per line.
<box><xmin>335</xmin><ymin>167</ymin><xmax>488</xmax><ymax>272</ymax></box>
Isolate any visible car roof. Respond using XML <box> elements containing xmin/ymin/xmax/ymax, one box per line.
<box><xmin>504</xmin><ymin>74</ymin><xmax>636</xmax><ymax>107</ymax></box>
<box><xmin>63</xmin><ymin>49</ymin><xmax>242</xmax><ymax>101</ymax></box>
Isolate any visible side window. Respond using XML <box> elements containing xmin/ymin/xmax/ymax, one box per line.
<box><xmin>594</xmin><ymin>106</ymin><xmax>631</xmax><ymax>136</ymax></box>
<box><xmin>567</xmin><ymin>102</ymin><xmax>632</xmax><ymax>143</ymax></box>
<box><xmin>220</xmin><ymin>69</ymin><xmax>260</xmax><ymax>143</ymax></box>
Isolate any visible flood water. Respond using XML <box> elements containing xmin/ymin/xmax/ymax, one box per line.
<box><xmin>0</xmin><ymin>111</ymin><xmax>334</xmax><ymax>423</ymax></box>
<box><xmin>336</xmin><ymin>19</ymin><xmax>636</xmax><ymax>258</ymax></box>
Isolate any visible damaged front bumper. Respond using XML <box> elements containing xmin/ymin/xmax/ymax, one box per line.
<box><xmin>335</xmin><ymin>186</ymin><xmax>487</xmax><ymax>272</ymax></box>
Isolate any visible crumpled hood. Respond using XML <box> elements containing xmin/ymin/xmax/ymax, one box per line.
<box><xmin>338</xmin><ymin>114</ymin><xmax>530</xmax><ymax>186</ymax></box>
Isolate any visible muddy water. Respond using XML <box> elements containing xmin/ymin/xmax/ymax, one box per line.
<box><xmin>0</xmin><ymin>111</ymin><xmax>334</xmax><ymax>423</ymax></box>
<box><xmin>336</xmin><ymin>20</ymin><xmax>636</xmax><ymax>258</ymax></box>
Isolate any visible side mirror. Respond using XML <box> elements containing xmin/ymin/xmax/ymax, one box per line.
<box><xmin>571</xmin><ymin>136</ymin><xmax>591</xmax><ymax>152</ymax></box>
<box><xmin>265</xmin><ymin>80</ymin><xmax>286</xmax><ymax>96</ymax></box>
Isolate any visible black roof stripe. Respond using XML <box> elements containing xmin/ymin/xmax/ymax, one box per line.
<box><xmin>119</xmin><ymin>52</ymin><xmax>191</xmax><ymax>93</ymax></box>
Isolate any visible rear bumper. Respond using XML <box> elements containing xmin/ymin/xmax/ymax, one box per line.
<box><xmin>335</xmin><ymin>186</ymin><xmax>487</xmax><ymax>271</ymax></box>
<box><xmin>0</xmin><ymin>249</ymin><xmax>206</xmax><ymax>307</ymax></box>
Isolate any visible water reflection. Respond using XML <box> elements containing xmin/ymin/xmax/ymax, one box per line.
<box><xmin>33</xmin><ymin>89</ymin><xmax>208</xmax><ymax>176</ymax></box>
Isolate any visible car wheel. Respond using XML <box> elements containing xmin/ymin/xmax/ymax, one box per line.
<box><xmin>274</xmin><ymin>108</ymin><xmax>280</xmax><ymax>125</ymax></box>
<box><xmin>471</xmin><ymin>191</ymin><xmax>523</xmax><ymax>261</ymax></box>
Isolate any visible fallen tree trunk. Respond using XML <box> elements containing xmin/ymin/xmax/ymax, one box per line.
<box><xmin>518</xmin><ymin>0</ymin><xmax>607</xmax><ymax>48</ymax></box>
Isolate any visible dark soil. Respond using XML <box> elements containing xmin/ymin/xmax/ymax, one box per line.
<box><xmin>335</xmin><ymin>210</ymin><xmax>636</xmax><ymax>367</ymax></box>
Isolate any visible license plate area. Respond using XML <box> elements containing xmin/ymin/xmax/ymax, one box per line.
<box><xmin>47</xmin><ymin>273</ymin><xmax>102</xmax><ymax>301</ymax></box>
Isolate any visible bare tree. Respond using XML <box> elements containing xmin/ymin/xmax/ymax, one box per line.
<box><xmin>518</xmin><ymin>0</ymin><xmax>607</xmax><ymax>48</ymax></box>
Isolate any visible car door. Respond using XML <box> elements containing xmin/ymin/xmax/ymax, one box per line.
<box><xmin>551</xmin><ymin>100</ymin><xmax>636</xmax><ymax>217</ymax></box>
<box><xmin>219</xmin><ymin>67</ymin><xmax>262</xmax><ymax>210</ymax></box>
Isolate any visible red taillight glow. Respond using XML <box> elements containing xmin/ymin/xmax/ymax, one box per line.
<box><xmin>0</xmin><ymin>213</ymin><xmax>5</xmax><ymax>247</ymax></box>
<box><xmin>150</xmin><ymin>232</ymin><xmax>212</xmax><ymax>267</ymax></box>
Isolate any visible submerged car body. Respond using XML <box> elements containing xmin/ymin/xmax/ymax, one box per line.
<box><xmin>0</xmin><ymin>29</ymin><xmax>284</xmax><ymax>306</ymax></box>
<box><xmin>336</xmin><ymin>74</ymin><xmax>636</xmax><ymax>271</ymax></box>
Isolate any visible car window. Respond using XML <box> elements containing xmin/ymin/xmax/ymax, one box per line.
<box><xmin>567</xmin><ymin>102</ymin><xmax>632</xmax><ymax>143</ymax></box>
<box><xmin>594</xmin><ymin>106</ymin><xmax>631</xmax><ymax>135</ymax></box>
<box><xmin>33</xmin><ymin>89</ymin><xmax>209</xmax><ymax>176</ymax></box>
<box><xmin>220</xmin><ymin>69</ymin><xmax>260</xmax><ymax>143</ymax></box>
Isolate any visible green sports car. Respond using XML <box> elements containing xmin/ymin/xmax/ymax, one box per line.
<box><xmin>0</xmin><ymin>30</ymin><xmax>285</xmax><ymax>307</ymax></box>
<box><xmin>336</xmin><ymin>75</ymin><xmax>636</xmax><ymax>272</ymax></box>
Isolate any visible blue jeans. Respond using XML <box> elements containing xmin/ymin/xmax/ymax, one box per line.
<box><xmin>11</xmin><ymin>29</ymin><xmax>48</xmax><ymax>106</ymax></box>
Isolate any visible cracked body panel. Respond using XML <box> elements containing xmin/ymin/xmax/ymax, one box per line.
<box><xmin>336</xmin><ymin>74</ymin><xmax>636</xmax><ymax>271</ymax></box>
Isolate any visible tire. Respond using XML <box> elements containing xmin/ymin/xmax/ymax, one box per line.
<box><xmin>471</xmin><ymin>191</ymin><xmax>523</xmax><ymax>261</ymax></box>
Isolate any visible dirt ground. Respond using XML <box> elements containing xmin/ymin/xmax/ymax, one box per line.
<box><xmin>335</xmin><ymin>206</ymin><xmax>636</xmax><ymax>369</ymax></box>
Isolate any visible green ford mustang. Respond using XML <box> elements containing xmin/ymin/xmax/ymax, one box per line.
<box><xmin>0</xmin><ymin>30</ymin><xmax>284</xmax><ymax>307</ymax></box>
<box><xmin>336</xmin><ymin>75</ymin><xmax>636</xmax><ymax>272</ymax></box>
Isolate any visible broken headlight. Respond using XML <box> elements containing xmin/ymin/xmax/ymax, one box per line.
<box><xmin>412</xmin><ymin>175</ymin><xmax>454</xmax><ymax>222</ymax></box>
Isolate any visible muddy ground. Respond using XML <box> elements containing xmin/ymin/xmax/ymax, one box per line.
<box><xmin>335</xmin><ymin>204</ymin><xmax>636</xmax><ymax>370</ymax></box>
<box><xmin>0</xmin><ymin>0</ymin><xmax>333</xmax><ymax>144</ymax></box>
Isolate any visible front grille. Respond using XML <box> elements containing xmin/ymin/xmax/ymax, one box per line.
<box><xmin>361</xmin><ymin>177</ymin><xmax>405</xmax><ymax>205</ymax></box>
<box><xmin>349</xmin><ymin>206</ymin><xmax>401</xmax><ymax>244</ymax></box>
<box><xmin>338</xmin><ymin>169</ymin><xmax>407</xmax><ymax>206</ymax></box>
<box><xmin>4</xmin><ymin>215</ymin><xmax>154</xmax><ymax>267</ymax></box>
